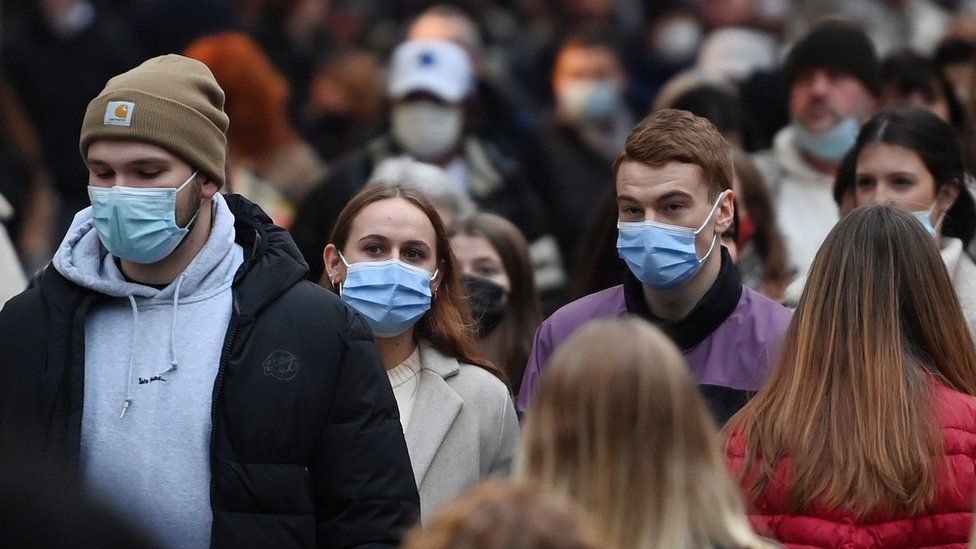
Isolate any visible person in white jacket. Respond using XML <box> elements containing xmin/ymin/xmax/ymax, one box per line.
<box><xmin>753</xmin><ymin>20</ymin><xmax>879</xmax><ymax>280</ymax></box>
<box><xmin>0</xmin><ymin>192</ymin><xmax>27</xmax><ymax>305</ymax></box>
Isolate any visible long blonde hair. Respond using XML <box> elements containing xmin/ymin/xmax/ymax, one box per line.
<box><xmin>516</xmin><ymin>317</ymin><xmax>768</xmax><ymax>549</ymax></box>
<box><xmin>728</xmin><ymin>205</ymin><xmax>976</xmax><ymax>519</ymax></box>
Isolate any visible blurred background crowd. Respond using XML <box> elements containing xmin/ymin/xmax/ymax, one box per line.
<box><xmin>3</xmin><ymin>0</ymin><xmax>976</xmax><ymax>309</ymax></box>
<box><xmin>8</xmin><ymin>2</ymin><xmax>976</xmax><ymax>547</ymax></box>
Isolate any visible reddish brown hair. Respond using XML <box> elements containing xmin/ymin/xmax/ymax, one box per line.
<box><xmin>324</xmin><ymin>185</ymin><xmax>506</xmax><ymax>385</ymax></box>
<box><xmin>184</xmin><ymin>32</ymin><xmax>296</xmax><ymax>160</ymax></box>
<box><xmin>727</xmin><ymin>205</ymin><xmax>976</xmax><ymax>518</ymax></box>
<box><xmin>402</xmin><ymin>481</ymin><xmax>604</xmax><ymax>549</ymax></box>
<box><xmin>613</xmin><ymin>109</ymin><xmax>733</xmax><ymax>199</ymax></box>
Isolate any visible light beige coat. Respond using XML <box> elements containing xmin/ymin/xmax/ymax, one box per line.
<box><xmin>404</xmin><ymin>342</ymin><xmax>519</xmax><ymax>522</ymax></box>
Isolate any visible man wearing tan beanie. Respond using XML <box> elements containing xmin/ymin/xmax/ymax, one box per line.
<box><xmin>0</xmin><ymin>55</ymin><xmax>419</xmax><ymax>548</ymax></box>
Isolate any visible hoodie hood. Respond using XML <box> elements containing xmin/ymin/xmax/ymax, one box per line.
<box><xmin>50</xmin><ymin>192</ymin><xmax>308</xmax><ymax>419</ymax></box>
<box><xmin>54</xmin><ymin>192</ymin><xmax>240</xmax><ymax>304</ymax></box>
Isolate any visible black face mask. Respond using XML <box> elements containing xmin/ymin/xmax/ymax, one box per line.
<box><xmin>463</xmin><ymin>275</ymin><xmax>508</xmax><ymax>337</ymax></box>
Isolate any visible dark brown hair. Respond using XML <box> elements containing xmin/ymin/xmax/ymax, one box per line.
<box><xmin>732</xmin><ymin>149</ymin><xmax>790</xmax><ymax>299</ymax></box>
<box><xmin>613</xmin><ymin>109</ymin><xmax>734</xmax><ymax>199</ymax></box>
<box><xmin>728</xmin><ymin>204</ymin><xmax>976</xmax><ymax>518</ymax></box>
<box><xmin>450</xmin><ymin>213</ymin><xmax>542</xmax><ymax>393</ymax></box>
<box><xmin>325</xmin><ymin>185</ymin><xmax>506</xmax><ymax>384</ymax></box>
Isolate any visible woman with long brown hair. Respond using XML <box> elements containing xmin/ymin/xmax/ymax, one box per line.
<box><xmin>726</xmin><ymin>204</ymin><xmax>976</xmax><ymax>547</ymax></box>
<box><xmin>517</xmin><ymin>317</ymin><xmax>771</xmax><ymax>549</ymax></box>
<box><xmin>450</xmin><ymin>213</ymin><xmax>542</xmax><ymax>394</ymax></box>
<box><xmin>322</xmin><ymin>184</ymin><xmax>519</xmax><ymax>522</ymax></box>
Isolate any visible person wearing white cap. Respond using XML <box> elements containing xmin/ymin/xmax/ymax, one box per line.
<box><xmin>387</xmin><ymin>39</ymin><xmax>475</xmax><ymax>166</ymax></box>
<box><xmin>291</xmin><ymin>39</ymin><xmax>567</xmax><ymax>311</ymax></box>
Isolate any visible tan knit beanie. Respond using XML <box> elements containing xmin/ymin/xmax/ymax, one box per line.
<box><xmin>80</xmin><ymin>54</ymin><xmax>230</xmax><ymax>186</ymax></box>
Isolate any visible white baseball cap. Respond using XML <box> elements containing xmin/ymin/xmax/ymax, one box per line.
<box><xmin>388</xmin><ymin>40</ymin><xmax>474</xmax><ymax>103</ymax></box>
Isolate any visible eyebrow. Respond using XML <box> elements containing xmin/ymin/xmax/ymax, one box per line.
<box><xmin>617</xmin><ymin>190</ymin><xmax>694</xmax><ymax>205</ymax></box>
<box><xmin>357</xmin><ymin>235</ymin><xmax>433</xmax><ymax>251</ymax></box>
<box><xmin>654</xmin><ymin>190</ymin><xmax>694</xmax><ymax>202</ymax></box>
<box><xmin>403</xmin><ymin>239</ymin><xmax>432</xmax><ymax>252</ymax></box>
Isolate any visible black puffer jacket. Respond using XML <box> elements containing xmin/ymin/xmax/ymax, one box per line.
<box><xmin>0</xmin><ymin>195</ymin><xmax>420</xmax><ymax>547</ymax></box>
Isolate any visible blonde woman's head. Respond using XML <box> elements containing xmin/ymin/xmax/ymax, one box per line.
<box><xmin>517</xmin><ymin>317</ymin><xmax>766</xmax><ymax>549</ymax></box>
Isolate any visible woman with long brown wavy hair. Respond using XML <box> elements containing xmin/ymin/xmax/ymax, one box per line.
<box><xmin>725</xmin><ymin>204</ymin><xmax>976</xmax><ymax>547</ymax></box>
<box><xmin>321</xmin><ymin>184</ymin><xmax>519</xmax><ymax>522</ymax></box>
<box><xmin>518</xmin><ymin>317</ymin><xmax>772</xmax><ymax>549</ymax></box>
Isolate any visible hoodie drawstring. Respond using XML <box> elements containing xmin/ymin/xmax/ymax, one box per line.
<box><xmin>159</xmin><ymin>274</ymin><xmax>185</xmax><ymax>377</ymax></box>
<box><xmin>119</xmin><ymin>273</ymin><xmax>186</xmax><ymax>420</ymax></box>
<box><xmin>120</xmin><ymin>296</ymin><xmax>139</xmax><ymax>419</ymax></box>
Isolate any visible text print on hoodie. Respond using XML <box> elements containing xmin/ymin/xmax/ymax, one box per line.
<box><xmin>52</xmin><ymin>192</ymin><xmax>243</xmax><ymax>549</ymax></box>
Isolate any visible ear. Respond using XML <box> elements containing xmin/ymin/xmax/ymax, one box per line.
<box><xmin>430</xmin><ymin>259</ymin><xmax>446</xmax><ymax>294</ymax></box>
<box><xmin>713</xmin><ymin>190</ymin><xmax>735</xmax><ymax>235</ymax></box>
<box><xmin>201</xmin><ymin>176</ymin><xmax>220</xmax><ymax>199</ymax></box>
<box><xmin>323</xmin><ymin>244</ymin><xmax>346</xmax><ymax>287</ymax></box>
<box><xmin>935</xmin><ymin>180</ymin><xmax>961</xmax><ymax>216</ymax></box>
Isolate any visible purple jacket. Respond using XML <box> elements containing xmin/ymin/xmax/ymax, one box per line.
<box><xmin>517</xmin><ymin>279</ymin><xmax>792</xmax><ymax>423</ymax></box>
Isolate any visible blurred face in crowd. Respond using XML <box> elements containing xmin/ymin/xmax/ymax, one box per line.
<box><xmin>391</xmin><ymin>92</ymin><xmax>465</xmax><ymax>164</ymax></box>
<box><xmin>854</xmin><ymin>142</ymin><xmax>958</xmax><ymax>219</ymax></box>
<box><xmin>325</xmin><ymin>197</ymin><xmax>443</xmax><ymax>289</ymax></box>
<box><xmin>790</xmin><ymin>67</ymin><xmax>876</xmax><ymax>132</ymax></box>
<box><xmin>616</xmin><ymin>161</ymin><xmax>733</xmax><ymax>260</ymax></box>
<box><xmin>407</xmin><ymin>13</ymin><xmax>481</xmax><ymax>71</ymax></box>
<box><xmin>880</xmin><ymin>83</ymin><xmax>951</xmax><ymax>123</ymax></box>
<box><xmin>552</xmin><ymin>44</ymin><xmax>625</xmax><ymax>124</ymax></box>
<box><xmin>451</xmin><ymin>234</ymin><xmax>511</xmax><ymax>294</ymax></box>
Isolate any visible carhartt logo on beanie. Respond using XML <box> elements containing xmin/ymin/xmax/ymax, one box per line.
<box><xmin>80</xmin><ymin>54</ymin><xmax>230</xmax><ymax>186</ymax></box>
<box><xmin>785</xmin><ymin>20</ymin><xmax>881</xmax><ymax>97</ymax></box>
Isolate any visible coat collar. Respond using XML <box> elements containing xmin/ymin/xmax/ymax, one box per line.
<box><xmin>623</xmin><ymin>247</ymin><xmax>742</xmax><ymax>351</ymax></box>
<box><xmin>404</xmin><ymin>342</ymin><xmax>462</xmax><ymax>486</ymax></box>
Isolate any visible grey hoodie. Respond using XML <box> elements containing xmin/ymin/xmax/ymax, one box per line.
<box><xmin>53</xmin><ymin>193</ymin><xmax>243</xmax><ymax>549</ymax></box>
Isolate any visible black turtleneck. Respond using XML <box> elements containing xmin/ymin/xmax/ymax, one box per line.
<box><xmin>622</xmin><ymin>247</ymin><xmax>742</xmax><ymax>351</ymax></box>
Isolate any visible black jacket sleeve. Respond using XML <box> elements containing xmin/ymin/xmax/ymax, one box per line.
<box><xmin>312</xmin><ymin>308</ymin><xmax>420</xmax><ymax>547</ymax></box>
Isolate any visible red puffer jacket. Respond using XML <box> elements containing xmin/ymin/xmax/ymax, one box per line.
<box><xmin>726</xmin><ymin>382</ymin><xmax>976</xmax><ymax>548</ymax></box>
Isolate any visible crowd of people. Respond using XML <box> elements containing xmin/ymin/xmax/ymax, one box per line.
<box><xmin>4</xmin><ymin>0</ymin><xmax>976</xmax><ymax>547</ymax></box>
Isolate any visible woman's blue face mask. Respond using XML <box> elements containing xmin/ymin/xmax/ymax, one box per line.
<box><xmin>616</xmin><ymin>190</ymin><xmax>729</xmax><ymax>292</ymax></box>
<box><xmin>337</xmin><ymin>251</ymin><xmax>438</xmax><ymax>338</ymax></box>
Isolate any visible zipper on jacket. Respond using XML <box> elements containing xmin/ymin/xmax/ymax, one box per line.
<box><xmin>65</xmin><ymin>291</ymin><xmax>95</xmax><ymax>467</ymax></box>
<box><xmin>209</xmin><ymin>298</ymin><xmax>240</xmax><ymax>548</ymax></box>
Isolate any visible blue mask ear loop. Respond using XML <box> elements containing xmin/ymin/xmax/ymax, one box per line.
<box><xmin>694</xmin><ymin>190</ymin><xmax>730</xmax><ymax>264</ymax></box>
<box><xmin>335</xmin><ymin>250</ymin><xmax>351</xmax><ymax>295</ymax></box>
<box><xmin>176</xmin><ymin>170</ymin><xmax>201</xmax><ymax>231</ymax></box>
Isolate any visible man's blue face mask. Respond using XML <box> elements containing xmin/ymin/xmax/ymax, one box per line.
<box><xmin>793</xmin><ymin>117</ymin><xmax>860</xmax><ymax>163</ymax></box>
<box><xmin>616</xmin><ymin>190</ymin><xmax>729</xmax><ymax>292</ymax></box>
<box><xmin>338</xmin><ymin>251</ymin><xmax>438</xmax><ymax>338</ymax></box>
<box><xmin>88</xmin><ymin>170</ymin><xmax>199</xmax><ymax>264</ymax></box>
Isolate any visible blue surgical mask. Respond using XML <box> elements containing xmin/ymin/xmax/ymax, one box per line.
<box><xmin>616</xmin><ymin>191</ymin><xmax>728</xmax><ymax>292</ymax></box>
<box><xmin>88</xmin><ymin>171</ymin><xmax>199</xmax><ymax>264</ymax></box>
<box><xmin>338</xmin><ymin>252</ymin><xmax>438</xmax><ymax>337</ymax></box>
<box><xmin>559</xmin><ymin>79</ymin><xmax>620</xmax><ymax>123</ymax></box>
<box><xmin>793</xmin><ymin>117</ymin><xmax>860</xmax><ymax>163</ymax></box>
<box><xmin>912</xmin><ymin>203</ymin><xmax>945</xmax><ymax>238</ymax></box>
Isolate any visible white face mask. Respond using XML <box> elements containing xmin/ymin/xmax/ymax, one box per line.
<box><xmin>391</xmin><ymin>100</ymin><xmax>463</xmax><ymax>162</ymax></box>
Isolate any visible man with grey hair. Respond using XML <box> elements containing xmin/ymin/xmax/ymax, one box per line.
<box><xmin>368</xmin><ymin>156</ymin><xmax>476</xmax><ymax>227</ymax></box>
